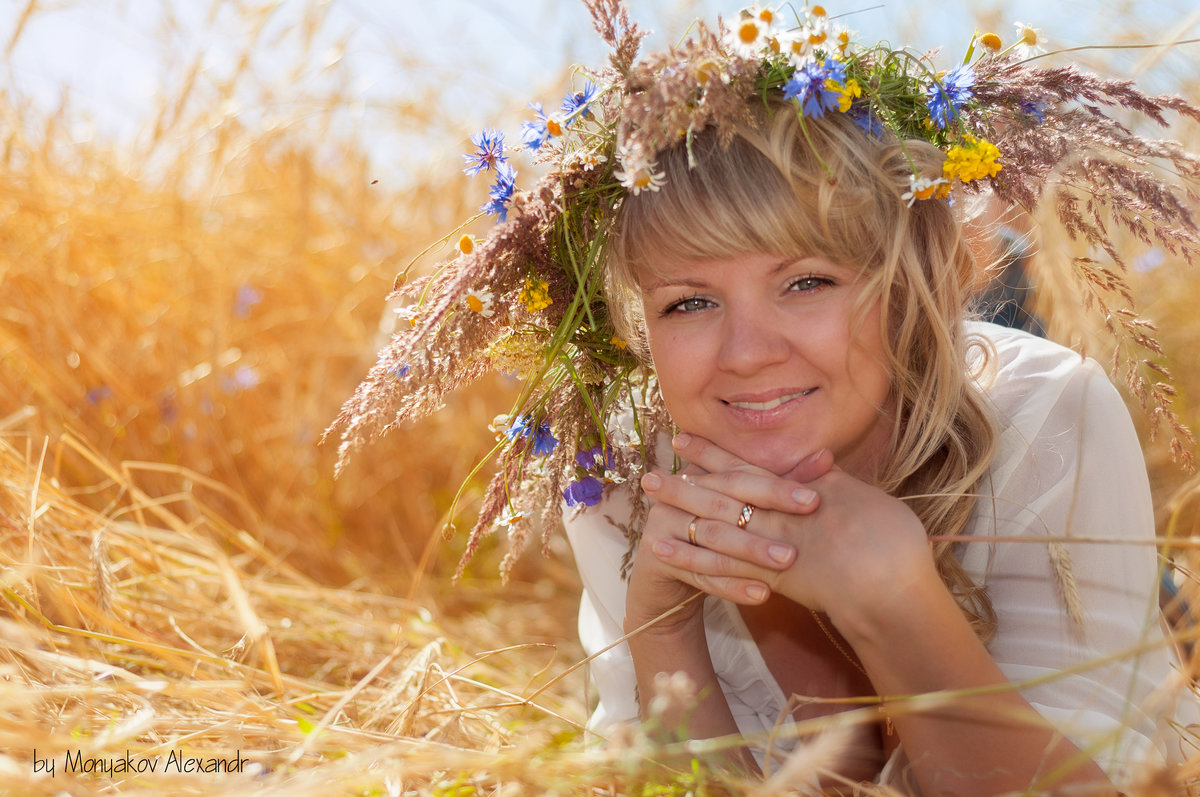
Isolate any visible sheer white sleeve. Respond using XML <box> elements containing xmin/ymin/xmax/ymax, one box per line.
<box><xmin>960</xmin><ymin>322</ymin><xmax>1196</xmax><ymax>781</ymax></box>
<box><xmin>562</xmin><ymin>483</ymin><xmax>640</xmax><ymax>735</ymax></box>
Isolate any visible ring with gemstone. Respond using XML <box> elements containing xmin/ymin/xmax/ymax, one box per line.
<box><xmin>736</xmin><ymin>503</ymin><xmax>755</xmax><ymax>530</ymax></box>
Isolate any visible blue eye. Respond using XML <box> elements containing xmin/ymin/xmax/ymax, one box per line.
<box><xmin>788</xmin><ymin>276</ymin><xmax>833</xmax><ymax>293</ymax></box>
<box><xmin>661</xmin><ymin>295</ymin><xmax>713</xmax><ymax>316</ymax></box>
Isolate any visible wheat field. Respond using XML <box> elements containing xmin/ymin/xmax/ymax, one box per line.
<box><xmin>1</xmin><ymin>1</ymin><xmax>1198</xmax><ymax>794</ymax></box>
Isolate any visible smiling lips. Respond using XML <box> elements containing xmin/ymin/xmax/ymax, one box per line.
<box><xmin>724</xmin><ymin>387</ymin><xmax>816</xmax><ymax>411</ymax></box>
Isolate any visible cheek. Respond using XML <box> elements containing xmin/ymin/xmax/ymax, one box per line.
<box><xmin>847</xmin><ymin>324</ymin><xmax>893</xmax><ymax>404</ymax></box>
<box><xmin>645</xmin><ymin>330</ymin><xmax>693</xmax><ymax>391</ymax></box>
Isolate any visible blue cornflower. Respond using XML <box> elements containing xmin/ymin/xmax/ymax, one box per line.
<box><xmin>480</xmin><ymin>162</ymin><xmax>517</xmax><ymax>221</ymax></box>
<box><xmin>504</xmin><ymin>413</ymin><xmax>534</xmax><ymax>441</ymax></box>
<box><xmin>1019</xmin><ymin>100</ymin><xmax>1047</xmax><ymax>124</ymax></box>
<box><xmin>532</xmin><ymin>423</ymin><xmax>558</xmax><ymax>456</ymax></box>
<box><xmin>925</xmin><ymin>65</ymin><xmax>976</xmax><ymax>130</ymax></box>
<box><xmin>221</xmin><ymin>365</ymin><xmax>260</xmax><ymax>394</ymax></box>
<box><xmin>520</xmin><ymin>102</ymin><xmax>561</xmax><ymax>151</ymax></box>
<box><xmin>521</xmin><ymin>120</ymin><xmax>549</xmax><ymax>150</ymax></box>
<box><xmin>563</xmin><ymin>476</ymin><xmax>604</xmax><ymax>507</ymax></box>
<box><xmin>848</xmin><ymin>103</ymin><xmax>885</xmax><ymax>137</ymax></box>
<box><xmin>782</xmin><ymin>59</ymin><xmax>846</xmax><ymax>119</ymax></box>
<box><xmin>462</xmin><ymin>128</ymin><xmax>507</xmax><ymax>176</ymax></box>
<box><xmin>559</xmin><ymin>81</ymin><xmax>598</xmax><ymax>126</ymax></box>
<box><xmin>518</xmin><ymin>101</ymin><xmax>559</xmax><ymax>151</ymax></box>
<box><xmin>234</xmin><ymin>284</ymin><xmax>262</xmax><ymax>319</ymax></box>
<box><xmin>575</xmin><ymin>444</ymin><xmax>614</xmax><ymax>471</ymax></box>
<box><xmin>85</xmin><ymin>385</ymin><xmax>113</xmax><ymax>405</ymax></box>
<box><xmin>159</xmin><ymin>391</ymin><xmax>179</xmax><ymax>424</ymax></box>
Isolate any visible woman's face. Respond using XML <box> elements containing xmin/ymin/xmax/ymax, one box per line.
<box><xmin>641</xmin><ymin>252</ymin><xmax>895</xmax><ymax>479</ymax></box>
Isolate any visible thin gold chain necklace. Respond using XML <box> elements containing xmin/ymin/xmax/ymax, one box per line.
<box><xmin>809</xmin><ymin>609</ymin><xmax>894</xmax><ymax>736</ymax></box>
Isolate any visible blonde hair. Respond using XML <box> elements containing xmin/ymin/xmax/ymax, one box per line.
<box><xmin>607</xmin><ymin>108</ymin><xmax>999</xmax><ymax>639</ymax></box>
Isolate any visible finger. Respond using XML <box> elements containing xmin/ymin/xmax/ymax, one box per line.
<box><xmin>650</xmin><ymin>536</ymin><xmax>776</xmax><ymax>604</ymax></box>
<box><xmin>673</xmin><ymin>434</ymin><xmax>835</xmax><ymax>486</ymax></box>
<box><xmin>644</xmin><ymin>469</ymin><xmax>817</xmax><ymax>522</ymax></box>
<box><xmin>681</xmin><ymin>470</ymin><xmax>819</xmax><ymax>515</ymax></box>
<box><xmin>781</xmin><ymin>448</ymin><xmax>836</xmax><ymax>484</ymax></box>
<box><xmin>646</xmin><ymin>496</ymin><xmax>796</xmax><ymax>571</ymax></box>
<box><xmin>672</xmin><ymin>433</ymin><xmax>770</xmax><ymax>476</ymax></box>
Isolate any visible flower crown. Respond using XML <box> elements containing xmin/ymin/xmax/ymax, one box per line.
<box><xmin>327</xmin><ymin>2</ymin><xmax>1200</xmax><ymax>579</ymax></box>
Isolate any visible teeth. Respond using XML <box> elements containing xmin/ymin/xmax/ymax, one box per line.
<box><xmin>729</xmin><ymin>389</ymin><xmax>813</xmax><ymax>410</ymax></box>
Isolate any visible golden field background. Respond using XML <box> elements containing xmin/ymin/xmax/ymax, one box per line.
<box><xmin>1</xmin><ymin>1</ymin><xmax>1198</xmax><ymax>794</ymax></box>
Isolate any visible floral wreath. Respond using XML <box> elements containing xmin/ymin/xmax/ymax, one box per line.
<box><xmin>326</xmin><ymin>2</ymin><xmax>1200</xmax><ymax>579</ymax></box>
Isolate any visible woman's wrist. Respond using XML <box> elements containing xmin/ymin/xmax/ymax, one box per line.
<box><xmin>623</xmin><ymin>600</ymin><xmax>706</xmax><ymax>639</ymax></box>
<box><xmin>824</xmin><ymin>551</ymin><xmax>948</xmax><ymax>653</ymax></box>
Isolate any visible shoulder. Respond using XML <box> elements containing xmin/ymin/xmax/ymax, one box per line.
<box><xmin>964</xmin><ymin>320</ymin><xmax>1120</xmax><ymax>432</ymax></box>
<box><xmin>964</xmin><ymin>321</ymin><xmax>1145</xmax><ymax>505</ymax></box>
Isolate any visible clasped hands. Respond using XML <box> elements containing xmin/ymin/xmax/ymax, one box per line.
<box><xmin>626</xmin><ymin>433</ymin><xmax>931</xmax><ymax>633</ymax></box>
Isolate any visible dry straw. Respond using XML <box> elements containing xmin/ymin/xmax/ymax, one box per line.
<box><xmin>0</xmin><ymin>0</ymin><xmax>1199</xmax><ymax>794</ymax></box>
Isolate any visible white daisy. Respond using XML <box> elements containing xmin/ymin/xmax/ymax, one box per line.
<box><xmin>1013</xmin><ymin>21</ymin><xmax>1046</xmax><ymax>58</ymax></box>
<box><xmin>576</xmin><ymin>150</ymin><xmax>608</xmax><ymax>171</ymax></box>
<box><xmin>495</xmin><ymin>507</ymin><xmax>526</xmax><ymax>529</ymax></box>
<box><xmin>724</xmin><ymin>13</ymin><xmax>771</xmax><ymax>59</ymax></box>
<box><xmin>900</xmin><ymin>175</ymin><xmax>949</xmax><ymax>207</ymax></box>
<box><xmin>614</xmin><ymin>145</ymin><xmax>666</xmax><ymax>195</ymax></box>
<box><xmin>614</xmin><ymin>165</ymin><xmax>667</xmax><ymax>195</ymax></box>
<box><xmin>464</xmin><ymin>288</ymin><xmax>495</xmax><ymax>317</ymax></box>
<box><xmin>393</xmin><ymin>304</ymin><xmax>419</xmax><ymax>328</ymax></box>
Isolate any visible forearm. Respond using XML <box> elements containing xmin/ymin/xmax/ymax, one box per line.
<box><xmin>624</xmin><ymin>618</ymin><xmax>759</xmax><ymax>773</ymax></box>
<box><xmin>835</xmin><ymin>573</ymin><xmax>1116</xmax><ymax>796</ymax></box>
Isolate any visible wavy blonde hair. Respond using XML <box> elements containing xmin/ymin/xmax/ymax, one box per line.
<box><xmin>606</xmin><ymin>107</ymin><xmax>999</xmax><ymax>639</ymax></box>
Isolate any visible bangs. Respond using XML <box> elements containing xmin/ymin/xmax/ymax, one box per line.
<box><xmin>611</xmin><ymin>113</ymin><xmax>892</xmax><ymax>284</ymax></box>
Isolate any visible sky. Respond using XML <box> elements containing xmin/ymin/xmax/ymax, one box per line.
<box><xmin>3</xmin><ymin>0</ymin><xmax>1197</xmax><ymax>184</ymax></box>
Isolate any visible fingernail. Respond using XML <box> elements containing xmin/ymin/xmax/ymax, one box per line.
<box><xmin>768</xmin><ymin>544</ymin><xmax>793</xmax><ymax>565</ymax></box>
<box><xmin>653</xmin><ymin>539</ymin><xmax>674</xmax><ymax>557</ymax></box>
<box><xmin>801</xmin><ymin>449</ymin><xmax>826</xmax><ymax>465</ymax></box>
<box><xmin>642</xmin><ymin>472</ymin><xmax>662</xmax><ymax>491</ymax></box>
<box><xmin>792</xmin><ymin>487</ymin><xmax>816</xmax><ymax>507</ymax></box>
<box><xmin>673</xmin><ymin>433</ymin><xmax>692</xmax><ymax>449</ymax></box>
<box><xmin>745</xmin><ymin>584</ymin><xmax>768</xmax><ymax>601</ymax></box>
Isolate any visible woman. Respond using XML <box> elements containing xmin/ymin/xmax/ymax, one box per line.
<box><xmin>328</xmin><ymin>3</ymin><xmax>1199</xmax><ymax>793</ymax></box>
<box><xmin>567</xmin><ymin>107</ymin><xmax>1188</xmax><ymax>793</ymax></box>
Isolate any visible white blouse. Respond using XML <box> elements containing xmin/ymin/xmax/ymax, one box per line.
<box><xmin>563</xmin><ymin>321</ymin><xmax>1196</xmax><ymax>789</ymax></box>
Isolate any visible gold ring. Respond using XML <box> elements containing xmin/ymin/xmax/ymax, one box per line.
<box><xmin>736</xmin><ymin>504</ymin><xmax>755</xmax><ymax>530</ymax></box>
<box><xmin>687</xmin><ymin>516</ymin><xmax>700</xmax><ymax>546</ymax></box>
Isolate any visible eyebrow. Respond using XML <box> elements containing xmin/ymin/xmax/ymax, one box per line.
<box><xmin>641</xmin><ymin>258</ymin><xmax>797</xmax><ymax>292</ymax></box>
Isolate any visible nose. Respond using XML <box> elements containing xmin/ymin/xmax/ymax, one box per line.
<box><xmin>715</xmin><ymin>306</ymin><xmax>790</xmax><ymax>376</ymax></box>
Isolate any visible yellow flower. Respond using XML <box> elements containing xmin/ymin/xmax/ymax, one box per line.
<box><xmin>546</xmin><ymin>118</ymin><xmax>563</xmax><ymax>137</ymax></box>
<box><xmin>519</xmin><ymin>277</ymin><xmax>554</xmax><ymax>313</ymax></box>
<box><xmin>979</xmin><ymin>32</ymin><xmax>1002</xmax><ymax>52</ymax></box>
<box><xmin>457</xmin><ymin>234</ymin><xmax>475</xmax><ymax>254</ymax></box>
<box><xmin>610</xmin><ymin>335</ymin><xmax>627</xmax><ymax>350</ymax></box>
<box><xmin>943</xmin><ymin>134</ymin><xmax>1003</xmax><ymax>183</ymax></box>
<box><xmin>832</xmin><ymin>77</ymin><xmax>861</xmax><ymax>112</ymax></box>
<box><xmin>811</xmin><ymin>5</ymin><xmax>827</xmax><ymax>17</ymax></box>
<box><xmin>486</xmin><ymin>333</ymin><xmax>545</xmax><ymax>375</ymax></box>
